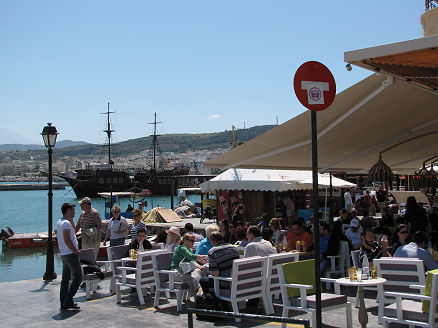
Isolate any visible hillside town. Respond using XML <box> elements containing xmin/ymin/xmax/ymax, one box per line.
<box><xmin>0</xmin><ymin>147</ymin><xmax>226</xmax><ymax>179</ymax></box>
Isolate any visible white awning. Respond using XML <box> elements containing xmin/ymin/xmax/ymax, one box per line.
<box><xmin>200</xmin><ymin>168</ymin><xmax>356</xmax><ymax>193</ymax></box>
<box><xmin>299</xmin><ymin>173</ymin><xmax>357</xmax><ymax>189</ymax></box>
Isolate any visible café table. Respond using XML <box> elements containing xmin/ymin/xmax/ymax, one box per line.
<box><xmin>335</xmin><ymin>277</ymin><xmax>386</xmax><ymax>328</ymax></box>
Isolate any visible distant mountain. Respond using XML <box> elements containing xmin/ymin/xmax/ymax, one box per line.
<box><xmin>0</xmin><ymin>125</ymin><xmax>276</xmax><ymax>161</ymax></box>
<box><xmin>0</xmin><ymin>127</ymin><xmax>38</xmax><ymax>144</ymax></box>
<box><xmin>56</xmin><ymin>140</ymin><xmax>90</xmax><ymax>148</ymax></box>
<box><xmin>0</xmin><ymin>140</ymin><xmax>89</xmax><ymax>151</ymax></box>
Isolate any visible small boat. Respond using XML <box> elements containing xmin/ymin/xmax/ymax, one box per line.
<box><xmin>2</xmin><ymin>232</ymin><xmax>57</xmax><ymax>249</ymax></box>
<box><xmin>1</xmin><ymin>226</ymin><xmax>108</xmax><ymax>259</ymax></box>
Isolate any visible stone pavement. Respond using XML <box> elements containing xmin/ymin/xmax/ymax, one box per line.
<box><xmin>1</xmin><ymin>277</ymin><xmax>407</xmax><ymax>328</ymax></box>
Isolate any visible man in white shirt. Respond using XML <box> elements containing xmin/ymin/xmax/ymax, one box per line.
<box><xmin>58</xmin><ymin>203</ymin><xmax>82</xmax><ymax>310</ymax></box>
<box><xmin>344</xmin><ymin>188</ymin><xmax>354</xmax><ymax>213</ymax></box>
<box><xmin>345</xmin><ymin>218</ymin><xmax>363</xmax><ymax>249</ymax></box>
<box><xmin>244</xmin><ymin>226</ymin><xmax>276</xmax><ymax>258</ymax></box>
<box><xmin>394</xmin><ymin>231</ymin><xmax>438</xmax><ymax>271</ymax></box>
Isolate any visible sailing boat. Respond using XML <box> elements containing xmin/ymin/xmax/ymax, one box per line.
<box><xmin>57</xmin><ymin>103</ymin><xmax>132</xmax><ymax>198</ymax></box>
<box><xmin>58</xmin><ymin>110</ymin><xmax>191</xmax><ymax>198</ymax></box>
<box><xmin>133</xmin><ymin>113</ymin><xmax>190</xmax><ymax>195</ymax></box>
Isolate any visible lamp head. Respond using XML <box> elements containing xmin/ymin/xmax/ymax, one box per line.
<box><xmin>346</xmin><ymin>63</ymin><xmax>352</xmax><ymax>72</ymax></box>
<box><xmin>41</xmin><ymin>123</ymin><xmax>58</xmax><ymax>148</ymax></box>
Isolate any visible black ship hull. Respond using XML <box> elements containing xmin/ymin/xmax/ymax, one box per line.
<box><xmin>58</xmin><ymin>167</ymin><xmax>207</xmax><ymax>198</ymax></box>
<box><xmin>59</xmin><ymin>169</ymin><xmax>134</xmax><ymax>198</ymax></box>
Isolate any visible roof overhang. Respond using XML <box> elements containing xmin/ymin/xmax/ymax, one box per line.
<box><xmin>345</xmin><ymin>34</ymin><xmax>438</xmax><ymax>91</ymax></box>
<box><xmin>205</xmin><ymin>74</ymin><xmax>438</xmax><ymax>174</ymax></box>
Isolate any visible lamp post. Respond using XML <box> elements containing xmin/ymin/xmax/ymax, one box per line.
<box><xmin>42</xmin><ymin>123</ymin><xmax>58</xmax><ymax>281</ymax></box>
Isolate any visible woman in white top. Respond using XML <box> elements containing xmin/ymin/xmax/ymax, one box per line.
<box><xmin>103</xmin><ymin>205</ymin><xmax>129</xmax><ymax>247</ymax></box>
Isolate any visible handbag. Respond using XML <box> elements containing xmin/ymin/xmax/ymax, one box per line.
<box><xmin>118</xmin><ymin>219</ymin><xmax>129</xmax><ymax>236</ymax></box>
<box><xmin>179</xmin><ymin>260</ymin><xmax>199</xmax><ymax>275</ymax></box>
<box><xmin>83</xmin><ymin>227</ymin><xmax>100</xmax><ymax>243</ymax></box>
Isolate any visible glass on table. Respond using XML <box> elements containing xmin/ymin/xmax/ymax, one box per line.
<box><xmin>296</xmin><ymin>241</ymin><xmax>301</xmax><ymax>252</ymax></box>
<box><xmin>370</xmin><ymin>265</ymin><xmax>377</xmax><ymax>279</ymax></box>
<box><xmin>356</xmin><ymin>268</ymin><xmax>363</xmax><ymax>282</ymax></box>
<box><xmin>348</xmin><ymin>267</ymin><xmax>356</xmax><ymax>281</ymax></box>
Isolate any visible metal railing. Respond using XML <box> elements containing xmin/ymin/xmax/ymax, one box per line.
<box><xmin>187</xmin><ymin>308</ymin><xmax>310</xmax><ymax>328</ymax></box>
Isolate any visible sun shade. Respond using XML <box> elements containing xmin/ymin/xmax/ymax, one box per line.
<box><xmin>205</xmin><ymin>74</ymin><xmax>438</xmax><ymax>174</ymax></box>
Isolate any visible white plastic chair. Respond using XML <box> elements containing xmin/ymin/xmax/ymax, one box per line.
<box><xmin>211</xmin><ymin>256</ymin><xmax>270</xmax><ymax>322</ymax></box>
<box><xmin>381</xmin><ymin>268</ymin><xmax>437</xmax><ymax>328</ymax></box>
<box><xmin>79</xmin><ymin>248</ymin><xmax>113</xmax><ymax>299</ymax></box>
<box><xmin>116</xmin><ymin>249</ymin><xmax>167</xmax><ymax>305</ymax></box>
<box><xmin>107</xmin><ymin>244</ymin><xmax>130</xmax><ymax>294</ymax></box>
<box><xmin>374</xmin><ymin>257</ymin><xmax>426</xmax><ymax>325</ymax></box>
<box><xmin>325</xmin><ymin>240</ymin><xmax>350</xmax><ymax>286</ymax></box>
<box><xmin>265</xmin><ymin>252</ymin><xmax>299</xmax><ymax>313</ymax></box>
<box><xmin>152</xmin><ymin>251</ymin><xmax>191</xmax><ymax>311</ymax></box>
<box><xmin>277</xmin><ymin>260</ymin><xmax>352</xmax><ymax>328</ymax></box>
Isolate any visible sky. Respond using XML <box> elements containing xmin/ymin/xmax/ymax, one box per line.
<box><xmin>0</xmin><ymin>1</ymin><xmax>425</xmax><ymax>145</ymax></box>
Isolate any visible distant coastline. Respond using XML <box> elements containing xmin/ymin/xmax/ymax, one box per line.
<box><xmin>0</xmin><ymin>176</ymin><xmax>64</xmax><ymax>183</ymax></box>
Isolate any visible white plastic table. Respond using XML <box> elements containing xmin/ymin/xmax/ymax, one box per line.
<box><xmin>120</xmin><ymin>257</ymin><xmax>137</xmax><ymax>265</ymax></box>
<box><xmin>335</xmin><ymin>277</ymin><xmax>386</xmax><ymax>328</ymax></box>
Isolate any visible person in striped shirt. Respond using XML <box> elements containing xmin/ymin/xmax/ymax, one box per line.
<box><xmin>130</xmin><ymin>209</ymin><xmax>146</xmax><ymax>240</ymax></box>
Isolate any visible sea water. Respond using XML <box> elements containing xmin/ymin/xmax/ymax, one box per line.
<box><xmin>0</xmin><ymin>186</ymin><xmax>200</xmax><ymax>282</ymax></box>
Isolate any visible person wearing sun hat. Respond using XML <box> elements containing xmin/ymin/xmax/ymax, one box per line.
<box><xmin>165</xmin><ymin>226</ymin><xmax>181</xmax><ymax>251</ymax></box>
<box><xmin>75</xmin><ymin>197</ymin><xmax>102</xmax><ymax>259</ymax></box>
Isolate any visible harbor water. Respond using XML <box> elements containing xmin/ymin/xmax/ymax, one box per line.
<box><xmin>0</xmin><ymin>185</ymin><xmax>200</xmax><ymax>282</ymax></box>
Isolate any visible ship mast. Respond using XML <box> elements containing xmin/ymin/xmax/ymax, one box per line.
<box><xmin>103</xmin><ymin>102</ymin><xmax>115</xmax><ymax>206</ymax></box>
<box><xmin>149</xmin><ymin>112</ymin><xmax>161</xmax><ymax>170</ymax></box>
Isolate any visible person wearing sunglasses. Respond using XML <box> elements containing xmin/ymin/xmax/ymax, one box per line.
<box><xmin>103</xmin><ymin>205</ymin><xmax>129</xmax><ymax>247</ymax></box>
<box><xmin>130</xmin><ymin>209</ymin><xmax>146</xmax><ymax>241</ymax></box>
<box><xmin>389</xmin><ymin>224</ymin><xmax>410</xmax><ymax>255</ymax></box>
<box><xmin>170</xmin><ymin>233</ymin><xmax>208</xmax><ymax>296</ymax></box>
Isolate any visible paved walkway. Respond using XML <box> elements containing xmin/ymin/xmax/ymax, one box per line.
<box><xmin>1</xmin><ymin>276</ymin><xmax>408</xmax><ymax>327</ymax></box>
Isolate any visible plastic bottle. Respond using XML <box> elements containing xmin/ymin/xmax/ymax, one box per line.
<box><xmin>362</xmin><ymin>255</ymin><xmax>370</xmax><ymax>280</ymax></box>
<box><xmin>282</xmin><ymin>235</ymin><xmax>288</xmax><ymax>252</ymax></box>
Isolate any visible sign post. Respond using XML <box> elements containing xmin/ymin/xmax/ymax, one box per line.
<box><xmin>293</xmin><ymin>61</ymin><xmax>336</xmax><ymax>328</ymax></box>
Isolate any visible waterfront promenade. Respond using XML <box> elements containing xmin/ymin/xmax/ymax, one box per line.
<box><xmin>0</xmin><ymin>183</ymin><xmax>67</xmax><ymax>190</ymax></box>
<box><xmin>1</xmin><ymin>276</ymin><xmax>404</xmax><ymax>327</ymax></box>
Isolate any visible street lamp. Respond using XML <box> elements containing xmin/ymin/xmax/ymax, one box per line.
<box><xmin>41</xmin><ymin>123</ymin><xmax>58</xmax><ymax>281</ymax></box>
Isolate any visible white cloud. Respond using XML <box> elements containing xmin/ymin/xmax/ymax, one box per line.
<box><xmin>208</xmin><ymin>114</ymin><xmax>220</xmax><ymax>120</ymax></box>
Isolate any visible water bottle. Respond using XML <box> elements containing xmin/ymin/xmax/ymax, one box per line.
<box><xmin>362</xmin><ymin>255</ymin><xmax>370</xmax><ymax>280</ymax></box>
<box><xmin>282</xmin><ymin>235</ymin><xmax>288</xmax><ymax>252</ymax></box>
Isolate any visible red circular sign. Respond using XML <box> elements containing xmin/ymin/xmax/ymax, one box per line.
<box><xmin>293</xmin><ymin>61</ymin><xmax>336</xmax><ymax>111</ymax></box>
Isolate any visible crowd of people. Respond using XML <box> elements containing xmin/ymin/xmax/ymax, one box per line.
<box><xmin>58</xmin><ymin>190</ymin><xmax>438</xmax><ymax>311</ymax></box>
<box><xmin>339</xmin><ymin>187</ymin><xmax>438</xmax><ymax>272</ymax></box>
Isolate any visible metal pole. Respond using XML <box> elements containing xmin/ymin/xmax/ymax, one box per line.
<box><xmin>311</xmin><ymin>110</ymin><xmax>322</xmax><ymax>327</ymax></box>
<box><xmin>329</xmin><ymin>171</ymin><xmax>333</xmax><ymax>224</ymax></box>
<box><xmin>108</xmin><ymin>102</ymin><xmax>113</xmax><ymax>210</ymax></box>
<box><xmin>171</xmin><ymin>178</ymin><xmax>175</xmax><ymax>209</ymax></box>
<box><xmin>43</xmin><ymin>146</ymin><xmax>56</xmax><ymax>280</ymax></box>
